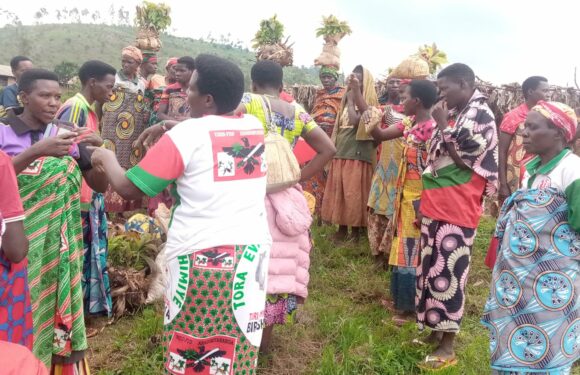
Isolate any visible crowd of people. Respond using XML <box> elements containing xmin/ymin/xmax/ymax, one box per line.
<box><xmin>0</xmin><ymin>44</ymin><xmax>578</xmax><ymax>375</ymax></box>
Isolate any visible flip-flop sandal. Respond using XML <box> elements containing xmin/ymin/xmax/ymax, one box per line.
<box><xmin>417</xmin><ymin>355</ymin><xmax>458</xmax><ymax>371</ymax></box>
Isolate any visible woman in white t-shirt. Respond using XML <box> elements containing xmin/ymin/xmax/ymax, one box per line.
<box><xmin>91</xmin><ymin>54</ymin><xmax>271</xmax><ymax>375</ymax></box>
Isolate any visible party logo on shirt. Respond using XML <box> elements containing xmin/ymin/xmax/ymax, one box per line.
<box><xmin>166</xmin><ymin>332</ymin><xmax>237</xmax><ymax>375</ymax></box>
<box><xmin>192</xmin><ymin>246</ymin><xmax>236</xmax><ymax>270</ymax></box>
<box><xmin>210</xmin><ymin>129</ymin><xmax>266</xmax><ymax>182</ymax></box>
<box><xmin>537</xmin><ymin>176</ymin><xmax>552</xmax><ymax>189</ymax></box>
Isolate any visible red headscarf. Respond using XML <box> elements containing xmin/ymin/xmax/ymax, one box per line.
<box><xmin>532</xmin><ymin>101</ymin><xmax>578</xmax><ymax>142</ymax></box>
<box><xmin>165</xmin><ymin>57</ymin><xmax>179</xmax><ymax>70</ymax></box>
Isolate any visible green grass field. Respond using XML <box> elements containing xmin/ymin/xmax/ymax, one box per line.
<box><xmin>87</xmin><ymin>218</ymin><xmax>580</xmax><ymax>374</ymax></box>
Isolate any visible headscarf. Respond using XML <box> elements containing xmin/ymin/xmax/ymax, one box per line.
<box><xmin>532</xmin><ymin>101</ymin><xmax>578</xmax><ymax>142</ymax></box>
<box><xmin>142</xmin><ymin>52</ymin><xmax>158</xmax><ymax>64</ymax></box>
<box><xmin>320</xmin><ymin>65</ymin><xmax>339</xmax><ymax>80</ymax></box>
<box><xmin>122</xmin><ymin>46</ymin><xmax>143</xmax><ymax>63</ymax></box>
<box><xmin>331</xmin><ymin>66</ymin><xmax>379</xmax><ymax>143</ymax></box>
<box><xmin>165</xmin><ymin>57</ymin><xmax>179</xmax><ymax>69</ymax></box>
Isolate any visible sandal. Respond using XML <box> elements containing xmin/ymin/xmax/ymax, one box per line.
<box><xmin>417</xmin><ymin>355</ymin><xmax>458</xmax><ymax>371</ymax></box>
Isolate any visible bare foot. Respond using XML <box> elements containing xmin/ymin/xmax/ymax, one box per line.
<box><xmin>351</xmin><ymin>227</ymin><xmax>365</xmax><ymax>243</ymax></box>
<box><xmin>392</xmin><ymin>312</ymin><xmax>414</xmax><ymax>326</ymax></box>
<box><xmin>331</xmin><ymin>226</ymin><xmax>348</xmax><ymax>243</ymax></box>
<box><xmin>424</xmin><ymin>331</ymin><xmax>443</xmax><ymax>345</ymax></box>
<box><xmin>381</xmin><ymin>299</ymin><xmax>395</xmax><ymax>311</ymax></box>
<box><xmin>373</xmin><ymin>255</ymin><xmax>387</xmax><ymax>269</ymax></box>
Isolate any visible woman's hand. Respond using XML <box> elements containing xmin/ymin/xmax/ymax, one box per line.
<box><xmin>347</xmin><ymin>73</ymin><xmax>361</xmax><ymax>93</ymax></box>
<box><xmin>31</xmin><ymin>132</ymin><xmax>78</xmax><ymax>158</ymax></box>
<box><xmin>498</xmin><ymin>184</ymin><xmax>511</xmax><ymax>207</ymax></box>
<box><xmin>136</xmin><ymin>123</ymin><xmax>165</xmax><ymax>150</ymax></box>
<box><xmin>76</xmin><ymin>128</ymin><xmax>103</xmax><ymax>147</ymax></box>
<box><xmin>432</xmin><ymin>101</ymin><xmax>449</xmax><ymax>130</ymax></box>
<box><xmin>89</xmin><ymin>147</ymin><xmax>116</xmax><ymax>173</ymax></box>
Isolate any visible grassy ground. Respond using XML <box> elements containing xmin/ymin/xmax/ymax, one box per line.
<box><xmin>87</xmin><ymin>217</ymin><xmax>522</xmax><ymax>374</ymax></box>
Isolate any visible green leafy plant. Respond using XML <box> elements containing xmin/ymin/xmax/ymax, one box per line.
<box><xmin>108</xmin><ymin>233</ymin><xmax>160</xmax><ymax>270</ymax></box>
<box><xmin>134</xmin><ymin>1</ymin><xmax>171</xmax><ymax>33</ymax></box>
<box><xmin>417</xmin><ymin>43</ymin><xmax>448</xmax><ymax>74</ymax></box>
<box><xmin>315</xmin><ymin>15</ymin><xmax>352</xmax><ymax>38</ymax></box>
<box><xmin>252</xmin><ymin>14</ymin><xmax>284</xmax><ymax>49</ymax></box>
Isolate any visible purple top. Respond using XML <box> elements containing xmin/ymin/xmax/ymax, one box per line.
<box><xmin>0</xmin><ymin>116</ymin><xmax>91</xmax><ymax>170</ymax></box>
<box><xmin>0</xmin><ymin>119</ymin><xmax>44</xmax><ymax>157</ymax></box>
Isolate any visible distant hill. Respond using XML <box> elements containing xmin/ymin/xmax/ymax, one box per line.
<box><xmin>0</xmin><ymin>23</ymin><xmax>321</xmax><ymax>87</ymax></box>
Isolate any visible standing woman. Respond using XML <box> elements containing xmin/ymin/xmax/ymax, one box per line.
<box><xmin>56</xmin><ymin>60</ymin><xmax>117</xmax><ymax>322</ymax></box>
<box><xmin>0</xmin><ymin>149</ymin><xmax>31</xmax><ymax>348</ymax></box>
<box><xmin>0</xmin><ymin>69</ymin><xmax>108</xmax><ymax>372</ymax></box>
<box><xmin>416</xmin><ymin>63</ymin><xmax>498</xmax><ymax>370</ymax></box>
<box><xmin>301</xmin><ymin>66</ymin><xmax>345</xmax><ymax>221</ymax></box>
<box><xmin>237</xmin><ymin>60</ymin><xmax>336</xmax><ymax>353</ymax></box>
<box><xmin>101</xmin><ymin>46</ymin><xmax>149</xmax><ymax>213</ymax></box>
<box><xmin>91</xmin><ymin>54</ymin><xmax>273</xmax><ymax>375</ymax></box>
<box><xmin>369</xmin><ymin>80</ymin><xmax>438</xmax><ymax>324</ymax></box>
<box><xmin>321</xmin><ymin>65</ymin><xmax>378</xmax><ymax>242</ymax></box>
<box><xmin>482</xmin><ymin>102</ymin><xmax>580</xmax><ymax>375</ymax></box>
<box><xmin>367</xmin><ymin>79</ymin><xmax>407</xmax><ymax>265</ymax></box>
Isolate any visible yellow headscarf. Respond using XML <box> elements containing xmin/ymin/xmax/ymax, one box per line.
<box><xmin>330</xmin><ymin>66</ymin><xmax>379</xmax><ymax>143</ymax></box>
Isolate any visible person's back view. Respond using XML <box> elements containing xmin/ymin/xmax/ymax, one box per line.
<box><xmin>91</xmin><ymin>54</ymin><xmax>271</xmax><ymax>375</ymax></box>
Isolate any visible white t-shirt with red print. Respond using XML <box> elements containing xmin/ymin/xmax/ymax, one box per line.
<box><xmin>126</xmin><ymin>114</ymin><xmax>271</xmax><ymax>262</ymax></box>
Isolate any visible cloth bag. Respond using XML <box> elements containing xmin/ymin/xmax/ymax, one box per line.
<box><xmin>260</xmin><ymin>96</ymin><xmax>301</xmax><ymax>193</ymax></box>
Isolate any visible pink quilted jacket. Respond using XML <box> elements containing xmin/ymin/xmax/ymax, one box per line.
<box><xmin>265</xmin><ymin>185</ymin><xmax>313</xmax><ymax>300</ymax></box>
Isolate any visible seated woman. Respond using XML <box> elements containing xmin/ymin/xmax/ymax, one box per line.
<box><xmin>0</xmin><ymin>69</ymin><xmax>107</xmax><ymax>371</ymax></box>
<box><xmin>90</xmin><ymin>54</ymin><xmax>272</xmax><ymax>375</ymax></box>
<box><xmin>368</xmin><ymin>80</ymin><xmax>438</xmax><ymax>324</ymax></box>
<box><xmin>482</xmin><ymin>101</ymin><xmax>580</xmax><ymax>375</ymax></box>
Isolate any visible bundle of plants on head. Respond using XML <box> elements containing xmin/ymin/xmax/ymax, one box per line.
<box><xmin>253</xmin><ymin>15</ymin><xmax>294</xmax><ymax>67</ymax></box>
<box><xmin>135</xmin><ymin>1</ymin><xmax>171</xmax><ymax>32</ymax></box>
<box><xmin>134</xmin><ymin>1</ymin><xmax>172</xmax><ymax>52</ymax></box>
<box><xmin>417</xmin><ymin>43</ymin><xmax>448</xmax><ymax>74</ymax></box>
<box><xmin>390</xmin><ymin>43</ymin><xmax>448</xmax><ymax>80</ymax></box>
<box><xmin>314</xmin><ymin>15</ymin><xmax>352</xmax><ymax>70</ymax></box>
<box><xmin>315</xmin><ymin>15</ymin><xmax>352</xmax><ymax>44</ymax></box>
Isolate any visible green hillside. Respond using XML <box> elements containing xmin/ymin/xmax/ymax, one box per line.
<box><xmin>0</xmin><ymin>23</ymin><xmax>320</xmax><ymax>87</ymax></box>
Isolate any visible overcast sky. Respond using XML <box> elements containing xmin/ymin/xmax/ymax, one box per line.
<box><xmin>2</xmin><ymin>0</ymin><xmax>580</xmax><ymax>86</ymax></box>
